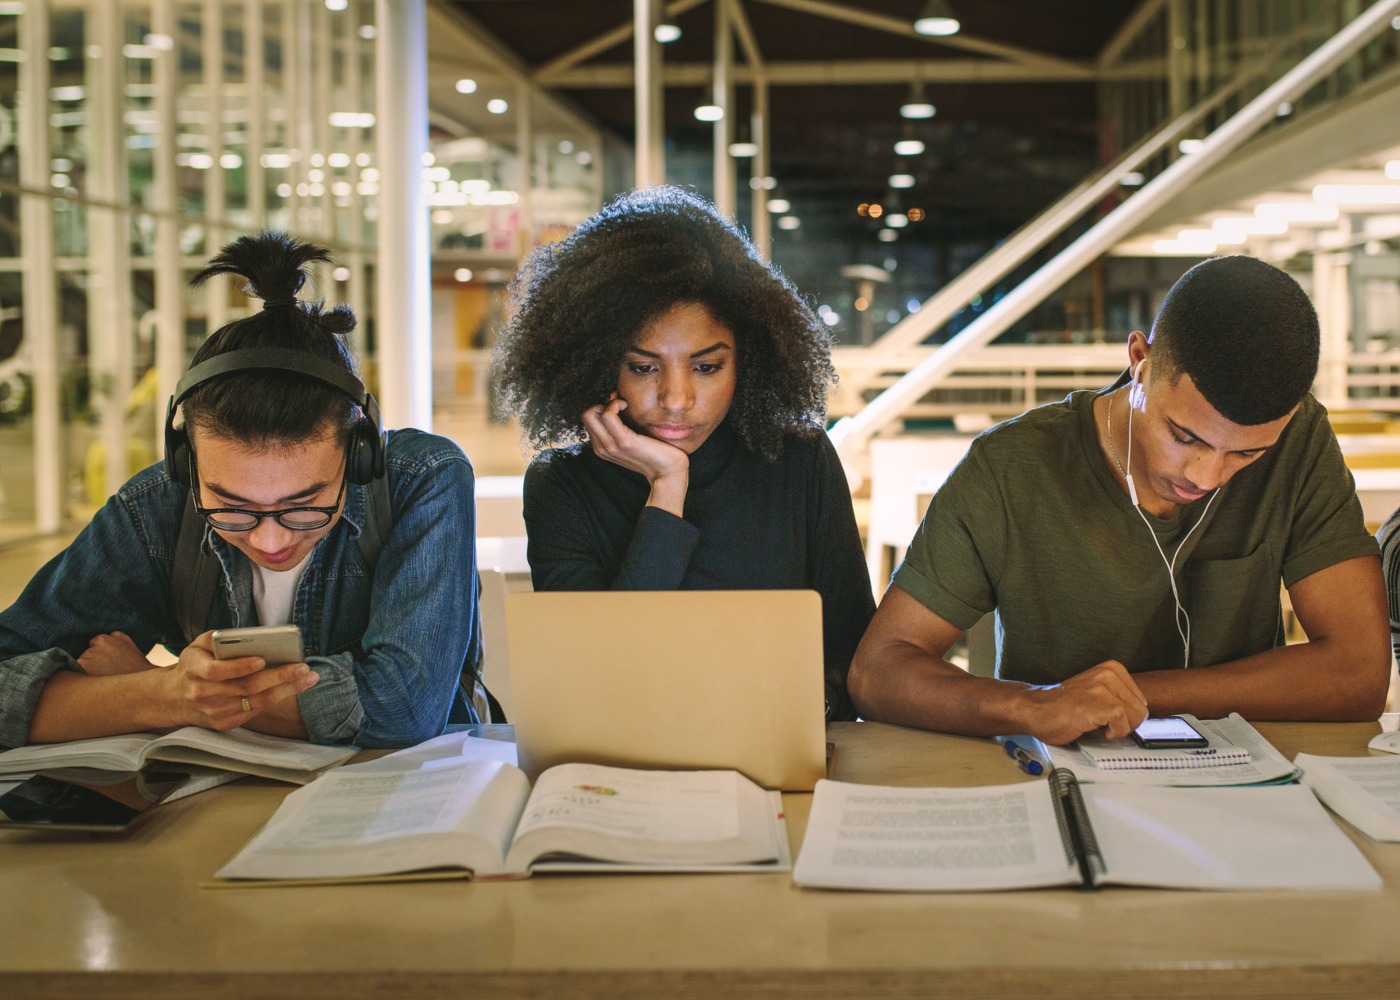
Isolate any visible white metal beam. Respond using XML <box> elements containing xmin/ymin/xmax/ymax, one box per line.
<box><xmin>830</xmin><ymin>0</ymin><xmax>1400</xmax><ymax>467</ymax></box>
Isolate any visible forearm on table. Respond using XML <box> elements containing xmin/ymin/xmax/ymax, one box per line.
<box><xmin>849</xmin><ymin>641</ymin><xmax>1034</xmax><ymax>736</ymax></box>
<box><xmin>27</xmin><ymin>668</ymin><xmax>173</xmax><ymax>743</ymax></box>
<box><xmin>1134</xmin><ymin>636</ymin><xmax>1390</xmax><ymax>722</ymax></box>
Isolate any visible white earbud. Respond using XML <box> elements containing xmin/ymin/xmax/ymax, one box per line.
<box><xmin>1124</xmin><ymin>359</ymin><xmax>1145</xmax><ymax>506</ymax></box>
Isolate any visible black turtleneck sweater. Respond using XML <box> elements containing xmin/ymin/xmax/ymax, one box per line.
<box><xmin>522</xmin><ymin>422</ymin><xmax>874</xmax><ymax>720</ymax></box>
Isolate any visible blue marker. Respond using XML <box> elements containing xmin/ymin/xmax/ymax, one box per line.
<box><xmin>1003</xmin><ymin>739</ymin><xmax>1044</xmax><ymax>776</ymax></box>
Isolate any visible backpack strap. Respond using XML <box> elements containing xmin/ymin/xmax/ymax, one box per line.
<box><xmin>356</xmin><ymin>470</ymin><xmax>392</xmax><ymax>573</ymax></box>
<box><xmin>171</xmin><ymin>494</ymin><xmax>221</xmax><ymax>646</ymax></box>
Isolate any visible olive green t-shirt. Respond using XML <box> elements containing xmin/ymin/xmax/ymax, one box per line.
<box><xmin>893</xmin><ymin>383</ymin><xmax>1378</xmax><ymax>685</ymax></box>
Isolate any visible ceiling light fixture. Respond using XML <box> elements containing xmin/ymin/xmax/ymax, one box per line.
<box><xmin>1255</xmin><ymin>202</ymin><xmax>1340</xmax><ymax>222</ymax></box>
<box><xmin>888</xmin><ymin>174</ymin><xmax>916</xmax><ymax>189</ymax></box>
<box><xmin>913</xmin><ymin>0</ymin><xmax>960</xmax><ymax>37</ymax></box>
<box><xmin>900</xmin><ymin>82</ymin><xmax>936</xmax><ymax>120</ymax></box>
<box><xmin>654</xmin><ymin>24</ymin><xmax>681</xmax><ymax>44</ymax></box>
<box><xmin>894</xmin><ymin>140</ymin><xmax>925</xmax><ymax>156</ymax></box>
<box><xmin>728</xmin><ymin>142</ymin><xmax>758</xmax><ymax>158</ymax></box>
<box><xmin>694</xmin><ymin>104</ymin><xmax>723</xmax><ymax>122</ymax></box>
<box><xmin>1312</xmin><ymin>183</ymin><xmax>1400</xmax><ymax>205</ymax></box>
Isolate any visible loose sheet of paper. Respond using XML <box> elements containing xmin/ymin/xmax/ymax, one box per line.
<box><xmin>793</xmin><ymin>779</ymin><xmax>1076</xmax><ymax>892</ymax></box>
<box><xmin>1297</xmin><ymin>753</ymin><xmax>1400</xmax><ymax>841</ymax></box>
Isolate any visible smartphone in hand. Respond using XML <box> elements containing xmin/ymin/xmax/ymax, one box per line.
<box><xmin>1130</xmin><ymin>716</ymin><xmax>1209</xmax><ymax>749</ymax></box>
<box><xmin>210</xmin><ymin>624</ymin><xmax>303</xmax><ymax>666</ymax></box>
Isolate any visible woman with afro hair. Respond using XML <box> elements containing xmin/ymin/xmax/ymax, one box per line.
<box><xmin>492</xmin><ymin>186</ymin><xmax>873</xmax><ymax>720</ymax></box>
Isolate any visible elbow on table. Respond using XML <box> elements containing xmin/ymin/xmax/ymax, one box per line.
<box><xmin>846</xmin><ymin>651</ymin><xmax>890</xmax><ymax>724</ymax></box>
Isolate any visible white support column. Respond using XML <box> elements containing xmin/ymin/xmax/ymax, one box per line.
<box><xmin>88</xmin><ymin>0</ymin><xmax>134</xmax><ymax>500</ymax></box>
<box><xmin>245</xmin><ymin>0</ymin><xmax>267</xmax><ymax>228</ymax></box>
<box><xmin>374</xmin><ymin>0</ymin><xmax>432</xmax><ymax>430</ymax></box>
<box><xmin>19</xmin><ymin>1</ymin><xmax>60</xmax><ymax>531</ymax></box>
<box><xmin>153</xmin><ymin>0</ymin><xmax>185</xmax><ymax>446</ymax></box>
<box><xmin>712</xmin><ymin>0</ymin><xmax>735</xmax><ymax>216</ymax></box>
<box><xmin>751</xmin><ymin>78</ymin><xmax>770</xmax><ymax>258</ymax></box>
<box><xmin>345</xmin><ymin>0</ymin><xmax>369</xmax><ymax>360</ymax></box>
<box><xmin>1314</xmin><ymin>250</ymin><xmax>1351</xmax><ymax>409</ymax></box>
<box><xmin>634</xmin><ymin>0</ymin><xmax>664</xmax><ymax>187</ymax></box>
<box><xmin>517</xmin><ymin>78</ymin><xmax>534</xmax><ymax>254</ymax></box>
<box><xmin>314</xmin><ymin>0</ymin><xmax>334</xmax><ymax>254</ymax></box>
<box><xmin>204</xmin><ymin>0</ymin><xmax>229</xmax><ymax>332</ymax></box>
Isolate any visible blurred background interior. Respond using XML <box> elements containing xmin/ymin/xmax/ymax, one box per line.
<box><xmin>1</xmin><ymin>1</ymin><xmax>1398</xmax><ymax>706</ymax></box>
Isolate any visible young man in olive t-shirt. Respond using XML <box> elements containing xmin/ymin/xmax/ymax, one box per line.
<box><xmin>849</xmin><ymin>256</ymin><xmax>1390</xmax><ymax>745</ymax></box>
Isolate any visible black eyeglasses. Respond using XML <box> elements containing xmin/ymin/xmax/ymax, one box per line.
<box><xmin>190</xmin><ymin>454</ymin><xmax>348</xmax><ymax>532</ymax></box>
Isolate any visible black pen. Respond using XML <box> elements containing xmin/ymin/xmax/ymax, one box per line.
<box><xmin>1002</xmin><ymin>739</ymin><xmax>1044</xmax><ymax>775</ymax></box>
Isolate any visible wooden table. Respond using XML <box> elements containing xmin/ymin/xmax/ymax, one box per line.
<box><xmin>4</xmin><ymin>720</ymin><xmax>1400</xmax><ymax>999</ymax></box>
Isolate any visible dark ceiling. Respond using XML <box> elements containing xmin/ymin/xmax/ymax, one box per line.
<box><xmin>444</xmin><ymin>1</ymin><xmax>1144</xmax><ymax>315</ymax></box>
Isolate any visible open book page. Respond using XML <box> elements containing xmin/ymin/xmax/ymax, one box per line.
<box><xmin>216</xmin><ymin>759</ymin><xmax>532</xmax><ymax>882</ymax></box>
<box><xmin>1297</xmin><ymin>753</ymin><xmax>1400</xmax><ymax>841</ymax></box>
<box><xmin>0</xmin><ymin>733</ymin><xmax>158</xmax><ymax>776</ymax></box>
<box><xmin>505</xmin><ymin>764</ymin><xmax>782</xmax><ymax>870</ymax></box>
<box><xmin>346</xmin><ymin>730</ymin><xmax>520</xmax><ymax>772</ymax></box>
<box><xmin>1086</xmin><ymin>784</ymin><xmax>1381</xmax><ymax>891</ymax></box>
<box><xmin>792</xmin><ymin>779</ymin><xmax>1079</xmax><ymax>892</ymax></box>
<box><xmin>1044</xmin><ymin>715</ymin><xmax>1298</xmax><ymax>786</ymax></box>
<box><xmin>147</xmin><ymin>727</ymin><xmax>357</xmax><ymax>783</ymax></box>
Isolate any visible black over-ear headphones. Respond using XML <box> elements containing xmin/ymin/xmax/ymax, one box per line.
<box><xmin>164</xmin><ymin>347</ymin><xmax>386</xmax><ymax>487</ymax></box>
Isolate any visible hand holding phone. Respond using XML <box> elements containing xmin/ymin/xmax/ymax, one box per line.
<box><xmin>1130</xmin><ymin>716</ymin><xmax>1209</xmax><ymax>749</ymax></box>
<box><xmin>210</xmin><ymin>625</ymin><xmax>304</xmax><ymax>667</ymax></box>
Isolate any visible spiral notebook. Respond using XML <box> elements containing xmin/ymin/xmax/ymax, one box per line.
<box><xmin>793</xmin><ymin>773</ymin><xmax>1380</xmax><ymax>892</ymax></box>
<box><xmin>1074</xmin><ymin>714</ymin><xmax>1252</xmax><ymax>770</ymax></box>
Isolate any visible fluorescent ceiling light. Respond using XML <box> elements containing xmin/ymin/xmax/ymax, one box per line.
<box><xmin>886</xmin><ymin>213</ymin><xmax>909</xmax><ymax>229</ymax></box>
<box><xmin>1178</xmin><ymin>139</ymin><xmax>1204</xmax><ymax>155</ymax></box>
<box><xmin>1255</xmin><ymin>202</ymin><xmax>1340</xmax><ymax>222</ymax></box>
<box><xmin>767</xmin><ymin>198</ymin><xmax>791</xmax><ymax>213</ymax></box>
<box><xmin>899</xmin><ymin>102</ymin><xmax>935</xmax><ymax>120</ymax></box>
<box><xmin>888</xmin><ymin>174</ymin><xmax>915</xmax><ymax>189</ymax></box>
<box><xmin>728</xmin><ymin>142</ymin><xmax>758</xmax><ymax>158</ymax></box>
<box><xmin>914</xmin><ymin>1</ymin><xmax>960</xmax><ymax>36</ymax></box>
<box><xmin>1153</xmin><ymin>239</ymin><xmax>1213</xmax><ymax>255</ymax></box>
<box><xmin>894</xmin><ymin>140</ymin><xmax>925</xmax><ymax>156</ymax></box>
<box><xmin>1312</xmin><ymin>184</ymin><xmax>1400</xmax><ymax>205</ymax></box>
<box><xmin>455</xmin><ymin>79</ymin><xmax>477</xmax><ymax>94</ymax></box>
<box><xmin>1211</xmin><ymin>216</ymin><xmax>1288</xmax><ymax>236</ymax></box>
<box><xmin>654</xmin><ymin>24</ymin><xmax>681</xmax><ymax>43</ymax></box>
<box><xmin>694</xmin><ymin>105</ymin><xmax>723</xmax><ymax>122</ymax></box>
<box><xmin>777</xmin><ymin>216</ymin><xmax>800</xmax><ymax>230</ymax></box>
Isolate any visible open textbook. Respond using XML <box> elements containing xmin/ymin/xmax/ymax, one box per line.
<box><xmin>1043</xmin><ymin>714</ymin><xmax>1298</xmax><ymax>786</ymax></box>
<box><xmin>793</xmin><ymin>773</ymin><xmax>1379</xmax><ymax>892</ymax></box>
<box><xmin>215</xmin><ymin>759</ymin><xmax>790</xmax><ymax>884</ymax></box>
<box><xmin>0</xmin><ymin>727</ymin><xmax>356</xmax><ymax>784</ymax></box>
<box><xmin>1298</xmin><ymin>753</ymin><xmax>1400</xmax><ymax>841</ymax></box>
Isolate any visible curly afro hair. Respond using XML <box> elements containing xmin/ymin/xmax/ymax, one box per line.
<box><xmin>491</xmin><ymin>186</ymin><xmax>836</xmax><ymax>459</ymax></box>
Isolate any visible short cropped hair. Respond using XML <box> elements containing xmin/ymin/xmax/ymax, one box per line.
<box><xmin>184</xmin><ymin>232</ymin><xmax>360</xmax><ymax>449</ymax></box>
<box><xmin>1149</xmin><ymin>255</ymin><xmax>1319</xmax><ymax>426</ymax></box>
<box><xmin>491</xmin><ymin>186</ymin><xmax>835</xmax><ymax>459</ymax></box>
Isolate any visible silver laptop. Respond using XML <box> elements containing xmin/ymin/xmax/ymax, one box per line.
<box><xmin>505</xmin><ymin>590</ymin><xmax>828</xmax><ymax>791</ymax></box>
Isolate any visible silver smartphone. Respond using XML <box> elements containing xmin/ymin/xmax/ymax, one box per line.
<box><xmin>210</xmin><ymin>624</ymin><xmax>304</xmax><ymax>666</ymax></box>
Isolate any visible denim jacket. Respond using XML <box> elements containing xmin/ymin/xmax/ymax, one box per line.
<box><xmin>0</xmin><ymin>428</ymin><xmax>481</xmax><ymax>749</ymax></box>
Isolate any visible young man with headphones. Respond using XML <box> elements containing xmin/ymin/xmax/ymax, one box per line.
<box><xmin>849</xmin><ymin>255</ymin><xmax>1391</xmax><ymax>745</ymax></box>
<box><xmin>0</xmin><ymin>233</ymin><xmax>484</xmax><ymax>749</ymax></box>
